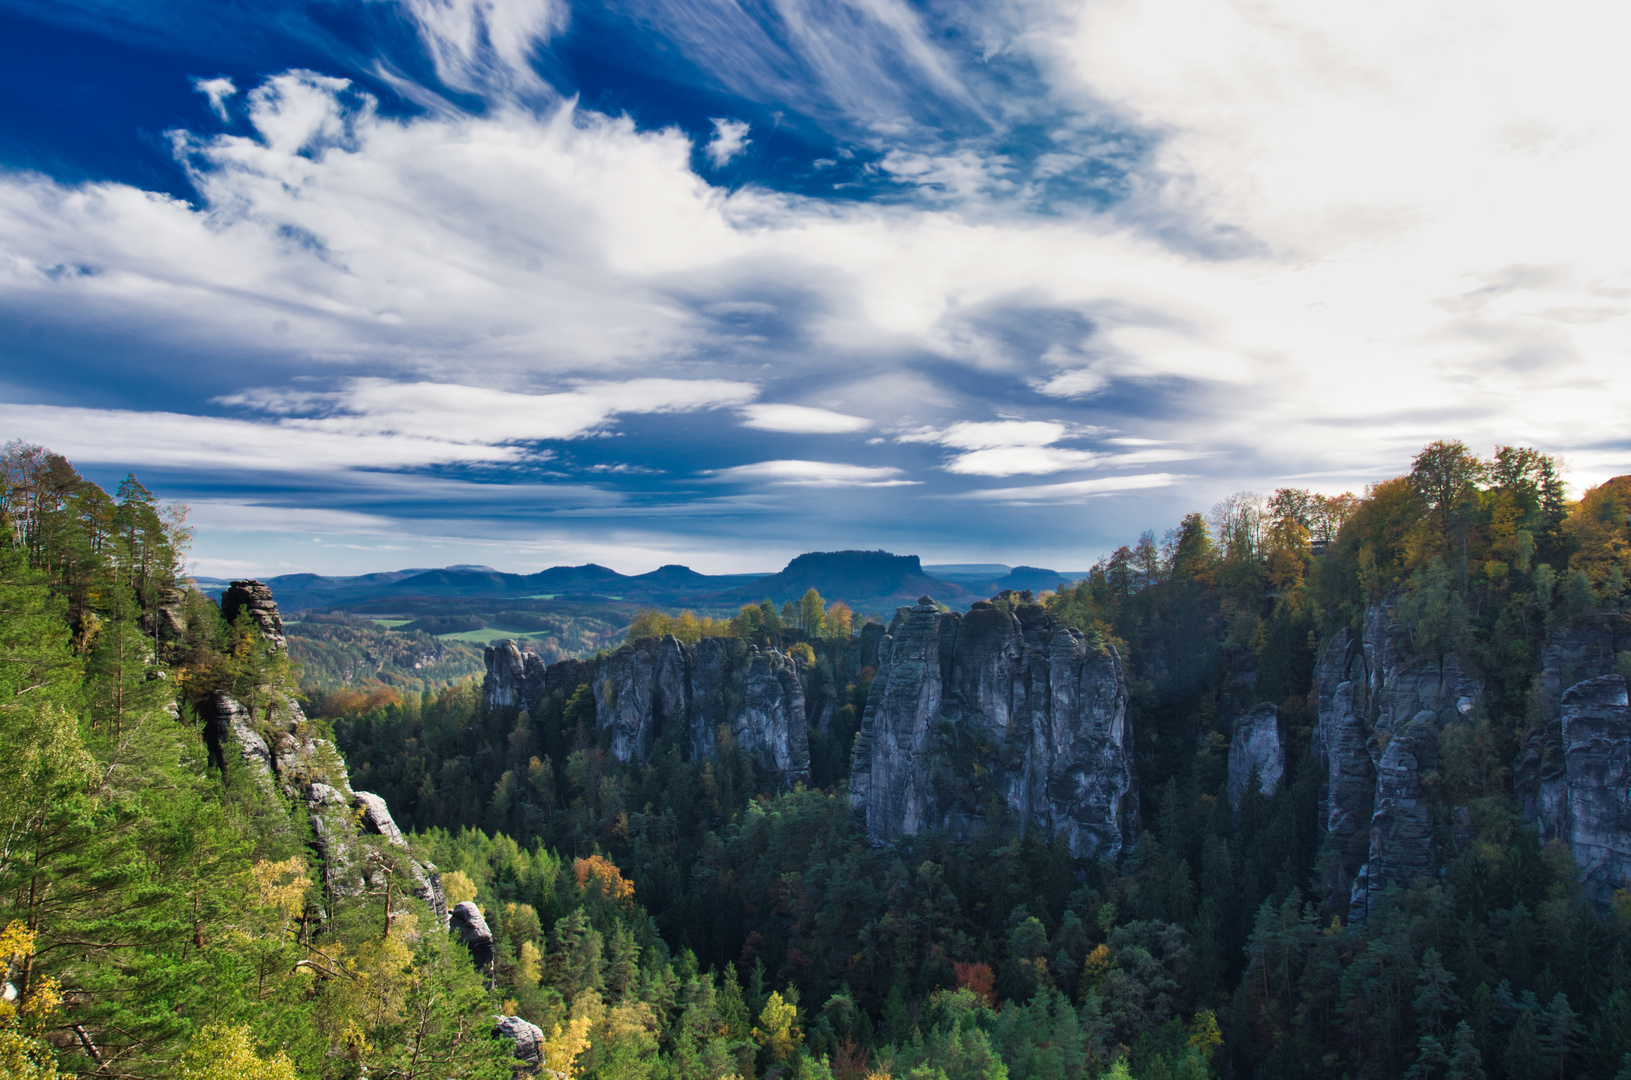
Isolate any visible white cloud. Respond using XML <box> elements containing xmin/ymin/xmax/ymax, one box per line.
<box><xmin>0</xmin><ymin>376</ymin><xmax>757</xmax><ymax>475</ymax></box>
<box><xmin>943</xmin><ymin>446</ymin><xmax>1103</xmax><ymax>476</ymax></box>
<box><xmin>935</xmin><ymin>421</ymin><xmax>1072</xmax><ymax>450</ymax></box>
<box><xmin>227</xmin><ymin>377</ymin><xmax>757</xmax><ymax>443</ymax></box>
<box><xmin>707</xmin><ymin>460</ymin><xmax>917</xmax><ymax>487</ymax></box>
<box><xmin>738</xmin><ymin>404</ymin><xmax>872</xmax><ymax>433</ymax></box>
<box><xmin>960</xmin><ymin>473</ymin><xmax>1188</xmax><ymax>503</ymax></box>
<box><xmin>193</xmin><ymin>77</ymin><xmax>237</xmax><ymax>121</ymax></box>
<box><xmin>10</xmin><ymin>0</ymin><xmax>1631</xmax><ymax>561</ymax></box>
<box><xmin>705</xmin><ymin>118</ymin><xmax>751</xmax><ymax>167</ymax></box>
<box><xmin>0</xmin><ymin>403</ymin><xmax>522</xmax><ymax>472</ymax></box>
<box><xmin>896</xmin><ymin>420</ymin><xmax>1109</xmax><ymax>476</ymax></box>
<box><xmin>1034</xmin><ymin>368</ymin><xmax>1109</xmax><ymax>398</ymax></box>
<box><xmin>396</xmin><ymin>0</ymin><xmax>567</xmax><ymax>95</ymax></box>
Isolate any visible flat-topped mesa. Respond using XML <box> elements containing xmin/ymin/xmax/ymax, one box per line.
<box><xmin>848</xmin><ymin>596</ymin><xmax>1136</xmax><ymax>858</ymax></box>
<box><xmin>483</xmin><ymin>634</ymin><xmax>811</xmax><ymax>784</ymax></box>
<box><xmin>221</xmin><ymin>579</ymin><xmax>288</xmax><ymax>651</ymax></box>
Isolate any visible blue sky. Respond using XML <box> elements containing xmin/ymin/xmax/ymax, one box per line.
<box><xmin>3</xmin><ymin>0</ymin><xmax>1630</xmax><ymax>576</ymax></box>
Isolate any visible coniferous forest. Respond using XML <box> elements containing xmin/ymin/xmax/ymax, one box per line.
<box><xmin>8</xmin><ymin>435</ymin><xmax>1631</xmax><ymax>1080</ymax></box>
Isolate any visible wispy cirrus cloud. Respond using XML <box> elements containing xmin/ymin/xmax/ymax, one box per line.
<box><xmin>8</xmin><ymin>0</ymin><xmax>1631</xmax><ymax>578</ymax></box>
<box><xmin>896</xmin><ymin>420</ymin><xmax>1109</xmax><ymax>476</ymax></box>
<box><xmin>960</xmin><ymin>473</ymin><xmax>1188</xmax><ymax>504</ymax></box>
<box><xmin>707</xmin><ymin>460</ymin><xmax>917</xmax><ymax>487</ymax></box>
<box><xmin>221</xmin><ymin>378</ymin><xmax>760</xmax><ymax>443</ymax></box>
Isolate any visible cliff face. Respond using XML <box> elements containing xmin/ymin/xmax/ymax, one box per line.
<box><xmin>1227</xmin><ymin>703</ymin><xmax>1284</xmax><ymax>811</ymax></box>
<box><xmin>1515</xmin><ymin>613</ymin><xmax>1631</xmax><ymax>835</ymax></box>
<box><xmin>484</xmin><ymin>634</ymin><xmax>811</xmax><ymax>783</ymax></box>
<box><xmin>1314</xmin><ymin>601</ymin><xmax>1482</xmax><ymax>918</ymax></box>
<box><xmin>203</xmin><ymin>582</ymin><xmax>446</xmax><ymax>925</ymax></box>
<box><xmin>1520</xmin><ymin>674</ymin><xmax>1631</xmax><ymax>903</ymax></box>
<box><xmin>847</xmin><ymin>598</ymin><xmax>1135</xmax><ymax>858</ymax></box>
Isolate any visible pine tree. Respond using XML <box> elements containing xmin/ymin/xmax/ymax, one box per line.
<box><xmin>1448</xmin><ymin>1022</ymin><xmax>1488</xmax><ymax>1080</ymax></box>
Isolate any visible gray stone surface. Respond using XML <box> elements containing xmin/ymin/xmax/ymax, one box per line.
<box><xmin>848</xmin><ymin>597</ymin><xmax>1136</xmax><ymax>857</ymax></box>
<box><xmin>220</xmin><ymin>580</ymin><xmax>287</xmax><ymax>650</ymax></box>
<box><xmin>205</xmin><ymin>583</ymin><xmax>448</xmax><ymax>925</ymax></box>
<box><xmin>1227</xmin><ymin>703</ymin><xmax>1285</xmax><ymax>810</ymax></box>
<box><xmin>483</xmin><ymin>639</ymin><xmax>528</xmax><ymax>711</ymax></box>
<box><xmin>1516</xmin><ymin>613</ymin><xmax>1630</xmax><ymax>837</ymax></box>
<box><xmin>1313</xmin><ymin>600</ymin><xmax>1484</xmax><ymax>917</ymax></box>
<box><xmin>451</xmin><ymin>901</ymin><xmax>495</xmax><ymax>969</ymax></box>
<box><xmin>1555</xmin><ymin>675</ymin><xmax>1631</xmax><ymax>902</ymax></box>
<box><xmin>490</xmin><ymin>634</ymin><xmax>812</xmax><ymax>782</ymax></box>
<box><xmin>493</xmin><ymin>1014</ymin><xmax>545</xmax><ymax>1069</ymax></box>
<box><xmin>1363</xmin><ymin>711</ymin><xmax>1440</xmax><ymax>904</ymax></box>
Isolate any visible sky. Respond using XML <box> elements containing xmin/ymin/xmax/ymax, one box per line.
<box><xmin>2</xmin><ymin>0</ymin><xmax>1630</xmax><ymax>578</ymax></box>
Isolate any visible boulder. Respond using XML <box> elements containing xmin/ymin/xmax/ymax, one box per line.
<box><xmin>1227</xmin><ymin>703</ymin><xmax>1285</xmax><ymax>810</ymax></box>
<box><xmin>451</xmin><ymin>901</ymin><xmax>495</xmax><ymax>969</ymax></box>
<box><xmin>493</xmin><ymin>1014</ymin><xmax>544</xmax><ymax>1070</ymax></box>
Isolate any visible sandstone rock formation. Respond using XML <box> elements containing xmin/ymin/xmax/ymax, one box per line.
<box><xmin>483</xmin><ymin>634</ymin><xmax>811</xmax><ymax>783</ymax></box>
<box><xmin>220</xmin><ymin>579</ymin><xmax>287</xmax><ymax>650</ymax></box>
<box><xmin>847</xmin><ymin>597</ymin><xmax>1135</xmax><ymax>858</ymax></box>
<box><xmin>1515</xmin><ymin>612</ymin><xmax>1630</xmax><ymax>835</ymax></box>
<box><xmin>1523</xmin><ymin>675</ymin><xmax>1631</xmax><ymax>903</ymax></box>
<box><xmin>493</xmin><ymin>1014</ymin><xmax>545</xmax><ymax>1070</ymax></box>
<box><xmin>1314</xmin><ymin>601</ymin><xmax>1482</xmax><ymax>917</ymax></box>
<box><xmin>450</xmin><ymin>901</ymin><xmax>495</xmax><ymax>969</ymax></box>
<box><xmin>200</xmin><ymin>587</ymin><xmax>446</xmax><ymax>925</ymax></box>
<box><xmin>1227</xmin><ymin>703</ymin><xmax>1284</xmax><ymax>811</ymax></box>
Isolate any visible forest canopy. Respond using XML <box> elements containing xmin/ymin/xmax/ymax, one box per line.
<box><xmin>6</xmin><ymin>437</ymin><xmax>1631</xmax><ymax>1080</ymax></box>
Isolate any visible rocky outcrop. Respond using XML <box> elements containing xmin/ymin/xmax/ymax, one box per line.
<box><xmin>848</xmin><ymin>597</ymin><xmax>1135</xmax><ymax>858</ymax></box>
<box><xmin>1523</xmin><ymin>675</ymin><xmax>1631</xmax><ymax>903</ymax></box>
<box><xmin>1516</xmin><ymin>613</ymin><xmax>1630</xmax><ymax>836</ymax></box>
<box><xmin>1314</xmin><ymin>601</ymin><xmax>1483</xmax><ymax>918</ymax></box>
<box><xmin>1227</xmin><ymin>704</ymin><xmax>1284</xmax><ymax>811</ymax></box>
<box><xmin>202</xmin><ymin>585</ymin><xmax>446</xmax><ymax>925</ymax></box>
<box><xmin>484</xmin><ymin>639</ymin><xmax>529</xmax><ymax>710</ymax></box>
<box><xmin>221</xmin><ymin>580</ymin><xmax>287</xmax><ymax>650</ymax></box>
<box><xmin>451</xmin><ymin>901</ymin><xmax>495</xmax><ymax>969</ymax></box>
<box><xmin>482</xmin><ymin>634</ymin><xmax>810</xmax><ymax>783</ymax></box>
<box><xmin>493</xmin><ymin>1014</ymin><xmax>545</xmax><ymax>1071</ymax></box>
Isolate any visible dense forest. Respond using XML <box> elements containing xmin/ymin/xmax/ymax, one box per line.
<box><xmin>7</xmin><ymin>436</ymin><xmax>1631</xmax><ymax>1080</ymax></box>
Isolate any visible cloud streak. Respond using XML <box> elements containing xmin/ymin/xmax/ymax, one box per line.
<box><xmin>7</xmin><ymin>0</ymin><xmax>1631</xmax><ymax>574</ymax></box>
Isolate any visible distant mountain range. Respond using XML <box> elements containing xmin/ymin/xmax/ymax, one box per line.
<box><xmin>192</xmin><ymin>550</ymin><xmax>1091</xmax><ymax>616</ymax></box>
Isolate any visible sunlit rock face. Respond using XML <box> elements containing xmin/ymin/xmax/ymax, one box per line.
<box><xmin>450</xmin><ymin>901</ymin><xmax>494</xmax><ymax>969</ymax></box>
<box><xmin>204</xmin><ymin>585</ymin><xmax>446</xmax><ymax>925</ymax></box>
<box><xmin>848</xmin><ymin>598</ymin><xmax>1136</xmax><ymax>858</ymax></box>
<box><xmin>1227</xmin><ymin>703</ymin><xmax>1285</xmax><ymax>811</ymax></box>
<box><xmin>484</xmin><ymin>634</ymin><xmax>810</xmax><ymax>783</ymax></box>
<box><xmin>221</xmin><ymin>579</ymin><xmax>287</xmax><ymax>650</ymax></box>
<box><xmin>1314</xmin><ymin>601</ymin><xmax>1483</xmax><ymax>919</ymax></box>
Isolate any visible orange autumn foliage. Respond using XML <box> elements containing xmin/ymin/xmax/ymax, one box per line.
<box><xmin>952</xmin><ymin>960</ymin><xmax>995</xmax><ymax>1007</ymax></box>
<box><xmin>573</xmin><ymin>855</ymin><xmax>635</xmax><ymax>908</ymax></box>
